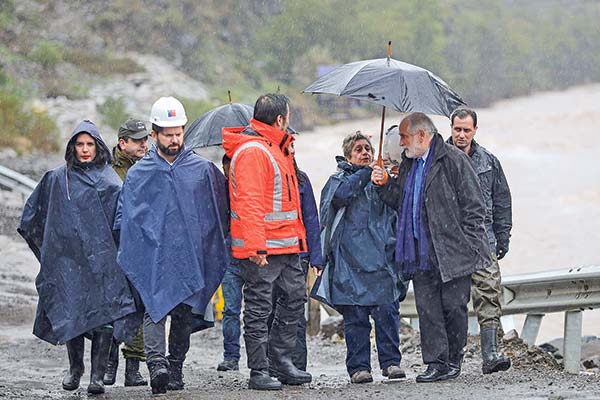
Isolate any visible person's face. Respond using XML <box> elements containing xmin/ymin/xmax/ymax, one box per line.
<box><xmin>288</xmin><ymin>142</ymin><xmax>295</xmax><ymax>156</ymax></box>
<box><xmin>451</xmin><ymin>115</ymin><xmax>477</xmax><ymax>151</ymax></box>
<box><xmin>74</xmin><ymin>133</ymin><xmax>96</xmax><ymax>162</ymax></box>
<box><xmin>119</xmin><ymin>136</ymin><xmax>148</xmax><ymax>159</ymax></box>
<box><xmin>399</xmin><ymin>120</ymin><xmax>426</xmax><ymax>159</ymax></box>
<box><xmin>152</xmin><ymin>126</ymin><xmax>184</xmax><ymax>157</ymax></box>
<box><xmin>348</xmin><ymin>139</ymin><xmax>373</xmax><ymax>166</ymax></box>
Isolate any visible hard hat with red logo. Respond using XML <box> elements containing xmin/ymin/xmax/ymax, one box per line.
<box><xmin>149</xmin><ymin>96</ymin><xmax>188</xmax><ymax>128</ymax></box>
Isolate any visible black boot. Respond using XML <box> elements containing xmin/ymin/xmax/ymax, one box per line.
<box><xmin>103</xmin><ymin>338</ymin><xmax>119</xmax><ymax>385</ymax></box>
<box><xmin>124</xmin><ymin>359</ymin><xmax>148</xmax><ymax>386</ymax></box>
<box><xmin>62</xmin><ymin>335</ymin><xmax>85</xmax><ymax>391</ymax></box>
<box><xmin>166</xmin><ymin>360</ymin><xmax>184</xmax><ymax>391</ymax></box>
<box><xmin>87</xmin><ymin>328</ymin><xmax>112</xmax><ymax>394</ymax></box>
<box><xmin>249</xmin><ymin>369</ymin><xmax>282</xmax><ymax>390</ymax></box>
<box><xmin>481</xmin><ymin>327</ymin><xmax>511</xmax><ymax>374</ymax></box>
<box><xmin>269</xmin><ymin>318</ymin><xmax>312</xmax><ymax>385</ymax></box>
<box><xmin>147</xmin><ymin>359</ymin><xmax>169</xmax><ymax>395</ymax></box>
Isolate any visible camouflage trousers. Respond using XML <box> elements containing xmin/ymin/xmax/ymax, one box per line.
<box><xmin>122</xmin><ymin>325</ymin><xmax>146</xmax><ymax>361</ymax></box>
<box><xmin>471</xmin><ymin>255</ymin><xmax>502</xmax><ymax>329</ymax></box>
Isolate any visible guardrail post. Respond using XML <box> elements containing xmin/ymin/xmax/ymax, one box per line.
<box><xmin>563</xmin><ymin>310</ymin><xmax>582</xmax><ymax>374</ymax></box>
<box><xmin>521</xmin><ymin>313</ymin><xmax>544</xmax><ymax>345</ymax></box>
<box><xmin>410</xmin><ymin>318</ymin><xmax>420</xmax><ymax>331</ymax></box>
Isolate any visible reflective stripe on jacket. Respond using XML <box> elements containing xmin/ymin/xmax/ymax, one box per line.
<box><xmin>222</xmin><ymin>118</ymin><xmax>306</xmax><ymax>259</ymax></box>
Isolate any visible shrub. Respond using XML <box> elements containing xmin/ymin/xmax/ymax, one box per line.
<box><xmin>28</xmin><ymin>40</ymin><xmax>64</xmax><ymax>70</ymax></box>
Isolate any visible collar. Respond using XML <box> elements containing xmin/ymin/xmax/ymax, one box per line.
<box><xmin>249</xmin><ymin>118</ymin><xmax>295</xmax><ymax>154</ymax></box>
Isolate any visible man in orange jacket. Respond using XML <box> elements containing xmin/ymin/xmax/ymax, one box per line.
<box><xmin>222</xmin><ymin>93</ymin><xmax>312</xmax><ymax>390</ymax></box>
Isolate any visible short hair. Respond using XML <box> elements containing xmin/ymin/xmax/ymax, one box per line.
<box><xmin>254</xmin><ymin>93</ymin><xmax>289</xmax><ymax>126</ymax></box>
<box><xmin>403</xmin><ymin>112</ymin><xmax>437</xmax><ymax>136</ymax></box>
<box><xmin>342</xmin><ymin>131</ymin><xmax>374</xmax><ymax>159</ymax></box>
<box><xmin>151</xmin><ymin>123</ymin><xmax>164</xmax><ymax>134</ymax></box>
<box><xmin>450</xmin><ymin>107</ymin><xmax>478</xmax><ymax>127</ymax></box>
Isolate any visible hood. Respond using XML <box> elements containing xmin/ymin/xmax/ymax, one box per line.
<box><xmin>65</xmin><ymin>120</ymin><xmax>112</xmax><ymax>164</ymax></box>
<box><xmin>222</xmin><ymin>118</ymin><xmax>294</xmax><ymax>158</ymax></box>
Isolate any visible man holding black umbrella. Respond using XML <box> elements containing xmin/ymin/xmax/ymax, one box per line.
<box><xmin>372</xmin><ymin>112</ymin><xmax>492</xmax><ymax>382</ymax></box>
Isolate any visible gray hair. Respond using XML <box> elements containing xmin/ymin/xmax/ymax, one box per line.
<box><xmin>402</xmin><ymin>112</ymin><xmax>437</xmax><ymax>136</ymax></box>
<box><xmin>342</xmin><ymin>131</ymin><xmax>374</xmax><ymax>159</ymax></box>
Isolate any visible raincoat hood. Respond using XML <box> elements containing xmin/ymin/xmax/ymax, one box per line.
<box><xmin>65</xmin><ymin>119</ymin><xmax>112</xmax><ymax>165</ymax></box>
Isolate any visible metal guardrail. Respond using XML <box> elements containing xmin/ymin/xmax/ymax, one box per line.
<box><xmin>399</xmin><ymin>265</ymin><xmax>600</xmax><ymax>374</ymax></box>
<box><xmin>0</xmin><ymin>165</ymin><xmax>37</xmax><ymax>197</ymax></box>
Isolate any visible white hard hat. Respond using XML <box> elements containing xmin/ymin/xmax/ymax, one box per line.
<box><xmin>149</xmin><ymin>96</ymin><xmax>188</xmax><ymax>128</ymax></box>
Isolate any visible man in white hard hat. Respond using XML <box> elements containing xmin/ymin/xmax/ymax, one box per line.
<box><xmin>116</xmin><ymin>97</ymin><xmax>230</xmax><ymax>394</ymax></box>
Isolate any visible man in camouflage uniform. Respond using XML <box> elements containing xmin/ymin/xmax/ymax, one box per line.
<box><xmin>449</xmin><ymin>107</ymin><xmax>512</xmax><ymax>375</ymax></box>
<box><xmin>103</xmin><ymin>118</ymin><xmax>149</xmax><ymax>387</ymax></box>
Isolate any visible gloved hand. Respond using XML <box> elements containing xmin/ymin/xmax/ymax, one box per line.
<box><xmin>496</xmin><ymin>239</ymin><xmax>509</xmax><ymax>260</ymax></box>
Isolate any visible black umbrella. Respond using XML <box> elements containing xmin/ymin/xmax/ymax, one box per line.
<box><xmin>184</xmin><ymin>92</ymin><xmax>298</xmax><ymax>149</ymax></box>
<box><xmin>184</xmin><ymin>101</ymin><xmax>254</xmax><ymax>149</ymax></box>
<box><xmin>303</xmin><ymin>42</ymin><xmax>465</xmax><ymax>176</ymax></box>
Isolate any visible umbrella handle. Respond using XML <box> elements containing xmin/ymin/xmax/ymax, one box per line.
<box><xmin>375</xmin><ymin>106</ymin><xmax>389</xmax><ymax>185</ymax></box>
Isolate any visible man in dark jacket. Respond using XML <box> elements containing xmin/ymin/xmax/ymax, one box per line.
<box><xmin>371</xmin><ymin>112</ymin><xmax>492</xmax><ymax>382</ymax></box>
<box><xmin>103</xmin><ymin>119</ymin><xmax>149</xmax><ymax>387</ymax></box>
<box><xmin>449</xmin><ymin>107</ymin><xmax>512</xmax><ymax>374</ymax></box>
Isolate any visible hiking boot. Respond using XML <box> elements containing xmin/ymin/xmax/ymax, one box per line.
<box><xmin>62</xmin><ymin>335</ymin><xmax>84</xmax><ymax>391</ymax></box>
<box><xmin>382</xmin><ymin>365</ymin><xmax>406</xmax><ymax>379</ymax></box>
<box><xmin>124</xmin><ymin>359</ymin><xmax>147</xmax><ymax>387</ymax></box>
<box><xmin>350</xmin><ymin>370</ymin><xmax>373</xmax><ymax>384</ymax></box>
<box><xmin>148</xmin><ymin>359</ymin><xmax>169</xmax><ymax>395</ymax></box>
<box><xmin>481</xmin><ymin>327</ymin><xmax>511</xmax><ymax>374</ymax></box>
<box><xmin>103</xmin><ymin>339</ymin><xmax>119</xmax><ymax>385</ymax></box>
<box><xmin>217</xmin><ymin>359</ymin><xmax>239</xmax><ymax>371</ymax></box>
<box><xmin>249</xmin><ymin>370</ymin><xmax>282</xmax><ymax>390</ymax></box>
<box><xmin>166</xmin><ymin>360</ymin><xmax>184</xmax><ymax>391</ymax></box>
<box><xmin>87</xmin><ymin>328</ymin><xmax>112</xmax><ymax>394</ymax></box>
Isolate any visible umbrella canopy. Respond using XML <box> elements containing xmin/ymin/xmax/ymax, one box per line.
<box><xmin>184</xmin><ymin>103</ymin><xmax>254</xmax><ymax>149</ymax></box>
<box><xmin>303</xmin><ymin>57</ymin><xmax>465</xmax><ymax>117</ymax></box>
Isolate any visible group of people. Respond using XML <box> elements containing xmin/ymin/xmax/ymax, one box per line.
<box><xmin>18</xmin><ymin>91</ymin><xmax>512</xmax><ymax>395</ymax></box>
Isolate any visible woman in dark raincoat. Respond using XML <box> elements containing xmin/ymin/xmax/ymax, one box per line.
<box><xmin>315</xmin><ymin>131</ymin><xmax>404</xmax><ymax>384</ymax></box>
<box><xmin>18</xmin><ymin>120</ymin><xmax>137</xmax><ymax>395</ymax></box>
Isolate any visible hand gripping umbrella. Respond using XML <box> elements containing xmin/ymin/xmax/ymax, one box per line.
<box><xmin>303</xmin><ymin>42</ymin><xmax>466</xmax><ymax>180</ymax></box>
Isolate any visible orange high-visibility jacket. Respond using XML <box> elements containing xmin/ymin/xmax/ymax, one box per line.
<box><xmin>222</xmin><ymin>118</ymin><xmax>306</xmax><ymax>259</ymax></box>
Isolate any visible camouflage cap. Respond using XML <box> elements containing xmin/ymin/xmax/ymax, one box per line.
<box><xmin>118</xmin><ymin>119</ymin><xmax>149</xmax><ymax>139</ymax></box>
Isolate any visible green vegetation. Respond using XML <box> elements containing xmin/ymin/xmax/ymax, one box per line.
<box><xmin>2</xmin><ymin>0</ymin><xmax>600</xmax><ymax>153</ymax></box>
<box><xmin>97</xmin><ymin>97</ymin><xmax>129</xmax><ymax>130</ymax></box>
<box><xmin>0</xmin><ymin>73</ymin><xmax>59</xmax><ymax>154</ymax></box>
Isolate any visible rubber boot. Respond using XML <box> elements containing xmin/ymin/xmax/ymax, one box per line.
<box><xmin>269</xmin><ymin>317</ymin><xmax>312</xmax><ymax>385</ymax></box>
<box><xmin>62</xmin><ymin>335</ymin><xmax>85</xmax><ymax>391</ymax></box>
<box><xmin>249</xmin><ymin>369</ymin><xmax>282</xmax><ymax>390</ymax></box>
<box><xmin>103</xmin><ymin>338</ymin><xmax>119</xmax><ymax>385</ymax></box>
<box><xmin>166</xmin><ymin>360</ymin><xmax>184</xmax><ymax>391</ymax></box>
<box><xmin>147</xmin><ymin>358</ymin><xmax>169</xmax><ymax>395</ymax></box>
<box><xmin>124</xmin><ymin>359</ymin><xmax>148</xmax><ymax>387</ymax></box>
<box><xmin>481</xmin><ymin>327</ymin><xmax>511</xmax><ymax>374</ymax></box>
<box><xmin>87</xmin><ymin>328</ymin><xmax>112</xmax><ymax>394</ymax></box>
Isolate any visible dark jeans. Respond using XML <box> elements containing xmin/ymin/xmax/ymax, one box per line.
<box><xmin>222</xmin><ymin>263</ymin><xmax>244</xmax><ymax>361</ymax></box>
<box><xmin>268</xmin><ymin>258</ymin><xmax>309</xmax><ymax>370</ymax></box>
<box><xmin>339</xmin><ymin>300</ymin><xmax>401</xmax><ymax>376</ymax></box>
<box><xmin>143</xmin><ymin>303</ymin><xmax>194</xmax><ymax>366</ymax></box>
<box><xmin>413</xmin><ymin>269</ymin><xmax>471</xmax><ymax>369</ymax></box>
<box><xmin>240</xmin><ymin>254</ymin><xmax>305</xmax><ymax>372</ymax></box>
